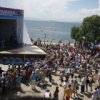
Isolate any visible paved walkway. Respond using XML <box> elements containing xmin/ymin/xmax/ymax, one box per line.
<box><xmin>0</xmin><ymin>64</ymin><xmax>93</xmax><ymax>100</ymax></box>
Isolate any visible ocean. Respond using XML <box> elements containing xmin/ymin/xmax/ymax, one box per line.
<box><xmin>25</xmin><ymin>20</ymin><xmax>81</xmax><ymax>43</ymax></box>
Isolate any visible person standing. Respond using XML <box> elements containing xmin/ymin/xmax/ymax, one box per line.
<box><xmin>30</xmin><ymin>71</ymin><xmax>36</xmax><ymax>90</ymax></box>
<box><xmin>97</xmin><ymin>86</ymin><xmax>100</xmax><ymax>99</ymax></box>
<box><xmin>81</xmin><ymin>76</ymin><xmax>86</xmax><ymax>93</ymax></box>
<box><xmin>16</xmin><ymin>74</ymin><xmax>22</xmax><ymax>89</ymax></box>
<box><xmin>0</xmin><ymin>67</ymin><xmax>3</xmax><ymax>76</ymax></box>
<box><xmin>60</xmin><ymin>72</ymin><xmax>63</xmax><ymax>86</ymax></box>
<box><xmin>47</xmin><ymin>68</ymin><xmax>52</xmax><ymax>82</ymax></box>
<box><xmin>1</xmin><ymin>74</ymin><xmax>7</xmax><ymax>98</ymax></box>
<box><xmin>53</xmin><ymin>85</ymin><xmax>59</xmax><ymax>100</ymax></box>
<box><xmin>64</xmin><ymin>84</ymin><xmax>74</xmax><ymax>100</ymax></box>
<box><xmin>85</xmin><ymin>76</ymin><xmax>90</xmax><ymax>92</ymax></box>
<box><xmin>98</xmin><ymin>74</ymin><xmax>100</xmax><ymax>86</ymax></box>
<box><xmin>73</xmin><ymin>80</ymin><xmax>79</xmax><ymax>97</ymax></box>
<box><xmin>92</xmin><ymin>87</ymin><xmax>98</xmax><ymax>100</ymax></box>
<box><xmin>89</xmin><ymin>76</ymin><xmax>94</xmax><ymax>91</ymax></box>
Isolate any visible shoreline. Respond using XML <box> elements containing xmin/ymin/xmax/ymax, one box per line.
<box><xmin>32</xmin><ymin>40</ymin><xmax>75</xmax><ymax>46</ymax></box>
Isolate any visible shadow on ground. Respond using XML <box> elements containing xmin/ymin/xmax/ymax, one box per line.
<box><xmin>37</xmin><ymin>82</ymin><xmax>52</xmax><ymax>89</ymax></box>
<box><xmin>32</xmin><ymin>88</ymin><xmax>41</xmax><ymax>93</ymax></box>
<box><xmin>71</xmin><ymin>97</ymin><xmax>83</xmax><ymax>100</ymax></box>
<box><xmin>0</xmin><ymin>95</ymin><xmax>55</xmax><ymax>100</ymax></box>
<box><xmin>84</xmin><ymin>92</ymin><xmax>92</xmax><ymax>98</ymax></box>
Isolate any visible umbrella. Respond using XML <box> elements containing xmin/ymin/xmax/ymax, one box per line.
<box><xmin>93</xmin><ymin>44</ymin><xmax>100</xmax><ymax>50</ymax></box>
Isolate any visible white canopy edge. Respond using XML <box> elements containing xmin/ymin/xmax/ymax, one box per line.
<box><xmin>23</xmin><ymin>22</ymin><xmax>32</xmax><ymax>45</ymax></box>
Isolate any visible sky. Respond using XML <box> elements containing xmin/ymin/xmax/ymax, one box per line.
<box><xmin>0</xmin><ymin>0</ymin><xmax>100</xmax><ymax>22</ymax></box>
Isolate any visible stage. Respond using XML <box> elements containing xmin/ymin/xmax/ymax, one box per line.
<box><xmin>0</xmin><ymin>45</ymin><xmax>46</xmax><ymax>59</ymax></box>
<box><xmin>0</xmin><ymin>7</ymin><xmax>47</xmax><ymax>65</ymax></box>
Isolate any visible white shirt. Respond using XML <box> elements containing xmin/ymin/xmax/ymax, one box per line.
<box><xmin>44</xmin><ymin>92</ymin><xmax>51</xmax><ymax>98</ymax></box>
<box><xmin>81</xmin><ymin>77</ymin><xmax>86</xmax><ymax>85</ymax></box>
<box><xmin>92</xmin><ymin>89</ymin><xmax>98</xmax><ymax>100</ymax></box>
<box><xmin>62</xmin><ymin>81</ymin><xmax>67</xmax><ymax>88</ymax></box>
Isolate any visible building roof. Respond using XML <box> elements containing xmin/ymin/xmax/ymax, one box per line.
<box><xmin>0</xmin><ymin>46</ymin><xmax>46</xmax><ymax>55</ymax></box>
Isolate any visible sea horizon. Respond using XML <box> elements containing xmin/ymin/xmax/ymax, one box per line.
<box><xmin>24</xmin><ymin>18</ymin><xmax>82</xmax><ymax>23</ymax></box>
<box><xmin>25</xmin><ymin>20</ymin><xmax>82</xmax><ymax>43</ymax></box>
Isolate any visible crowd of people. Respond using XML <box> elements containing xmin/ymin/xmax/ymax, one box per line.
<box><xmin>0</xmin><ymin>42</ymin><xmax>100</xmax><ymax>100</ymax></box>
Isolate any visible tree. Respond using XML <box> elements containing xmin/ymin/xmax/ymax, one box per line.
<box><xmin>71</xmin><ymin>15</ymin><xmax>100</xmax><ymax>44</ymax></box>
<box><xmin>71</xmin><ymin>26</ymin><xmax>81</xmax><ymax>41</ymax></box>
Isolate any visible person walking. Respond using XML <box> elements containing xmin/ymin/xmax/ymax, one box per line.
<box><xmin>63</xmin><ymin>84</ymin><xmax>74</xmax><ymax>100</ymax></box>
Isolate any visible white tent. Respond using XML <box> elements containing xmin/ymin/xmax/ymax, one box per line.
<box><xmin>23</xmin><ymin>22</ymin><xmax>32</xmax><ymax>45</ymax></box>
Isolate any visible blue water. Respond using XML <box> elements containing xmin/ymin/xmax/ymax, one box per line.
<box><xmin>25</xmin><ymin>20</ymin><xmax>81</xmax><ymax>43</ymax></box>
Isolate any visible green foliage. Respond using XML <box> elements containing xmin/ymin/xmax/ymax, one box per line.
<box><xmin>71</xmin><ymin>15</ymin><xmax>100</xmax><ymax>43</ymax></box>
<box><xmin>71</xmin><ymin>26</ymin><xmax>81</xmax><ymax>41</ymax></box>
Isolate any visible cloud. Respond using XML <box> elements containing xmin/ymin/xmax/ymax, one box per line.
<box><xmin>68</xmin><ymin>8</ymin><xmax>100</xmax><ymax>22</ymax></box>
<box><xmin>0</xmin><ymin>0</ymin><xmax>99</xmax><ymax>22</ymax></box>
<box><xmin>99</xmin><ymin>0</ymin><xmax>100</xmax><ymax>7</ymax></box>
<box><xmin>4</xmin><ymin>0</ymin><xmax>70</xmax><ymax>20</ymax></box>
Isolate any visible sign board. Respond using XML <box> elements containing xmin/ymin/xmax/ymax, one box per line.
<box><xmin>0</xmin><ymin>7</ymin><xmax>23</xmax><ymax>16</ymax></box>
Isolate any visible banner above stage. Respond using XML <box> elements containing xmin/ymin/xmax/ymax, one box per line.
<box><xmin>0</xmin><ymin>7</ymin><xmax>23</xmax><ymax>16</ymax></box>
<box><xmin>0</xmin><ymin>7</ymin><xmax>24</xmax><ymax>45</ymax></box>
